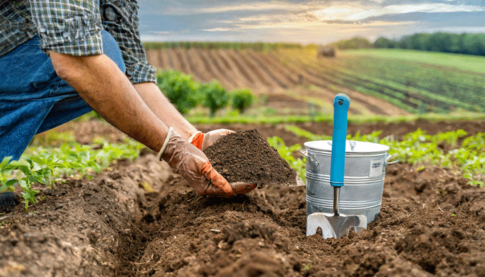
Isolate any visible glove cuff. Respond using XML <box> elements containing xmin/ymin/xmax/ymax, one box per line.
<box><xmin>157</xmin><ymin>127</ymin><xmax>175</xmax><ymax>161</ymax></box>
<box><xmin>188</xmin><ymin>131</ymin><xmax>204</xmax><ymax>150</ymax></box>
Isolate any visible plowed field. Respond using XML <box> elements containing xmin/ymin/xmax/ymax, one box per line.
<box><xmin>145</xmin><ymin>49</ymin><xmax>408</xmax><ymax>116</ymax></box>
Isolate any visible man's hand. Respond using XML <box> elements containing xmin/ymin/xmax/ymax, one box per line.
<box><xmin>161</xmin><ymin>129</ymin><xmax>256</xmax><ymax>196</ymax></box>
<box><xmin>189</xmin><ymin>129</ymin><xmax>235</xmax><ymax>151</ymax></box>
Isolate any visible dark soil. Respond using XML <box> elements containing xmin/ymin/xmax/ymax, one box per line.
<box><xmin>3</xmin><ymin>121</ymin><xmax>485</xmax><ymax>276</ymax></box>
<box><xmin>204</xmin><ymin>129</ymin><xmax>297</xmax><ymax>186</ymax></box>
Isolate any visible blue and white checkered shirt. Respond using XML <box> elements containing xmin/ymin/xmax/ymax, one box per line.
<box><xmin>0</xmin><ymin>0</ymin><xmax>156</xmax><ymax>84</ymax></box>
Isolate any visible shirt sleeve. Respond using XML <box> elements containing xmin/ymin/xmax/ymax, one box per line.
<box><xmin>100</xmin><ymin>0</ymin><xmax>156</xmax><ymax>84</ymax></box>
<box><xmin>29</xmin><ymin>0</ymin><xmax>103</xmax><ymax>56</ymax></box>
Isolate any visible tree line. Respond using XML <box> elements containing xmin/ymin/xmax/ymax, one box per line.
<box><xmin>330</xmin><ymin>33</ymin><xmax>485</xmax><ymax>56</ymax></box>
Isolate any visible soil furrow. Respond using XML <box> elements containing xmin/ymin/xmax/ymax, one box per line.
<box><xmin>165</xmin><ymin>49</ymin><xmax>184</xmax><ymax>73</ymax></box>
<box><xmin>246</xmin><ymin>50</ymin><xmax>291</xmax><ymax>89</ymax></box>
<box><xmin>201</xmin><ymin>50</ymin><xmax>237</xmax><ymax>89</ymax></box>
<box><xmin>216</xmin><ymin>49</ymin><xmax>255</xmax><ymax>89</ymax></box>
<box><xmin>287</xmin><ymin>53</ymin><xmax>410</xmax><ymax>115</ymax></box>
<box><xmin>238</xmin><ymin>51</ymin><xmax>281</xmax><ymax>89</ymax></box>
<box><xmin>206</xmin><ymin>50</ymin><xmax>240</xmax><ymax>89</ymax></box>
<box><xmin>145</xmin><ymin>49</ymin><xmax>160</xmax><ymax>68</ymax></box>
<box><xmin>255</xmin><ymin>52</ymin><xmax>299</xmax><ymax>85</ymax></box>
<box><xmin>172</xmin><ymin>48</ymin><xmax>190</xmax><ymax>74</ymax></box>
<box><xmin>185</xmin><ymin>49</ymin><xmax>212</xmax><ymax>83</ymax></box>
<box><xmin>226</xmin><ymin>50</ymin><xmax>265</xmax><ymax>89</ymax></box>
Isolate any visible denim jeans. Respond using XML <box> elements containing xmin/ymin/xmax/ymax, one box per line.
<box><xmin>0</xmin><ymin>29</ymin><xmax>125</xmax><ymax>161</ymax></box>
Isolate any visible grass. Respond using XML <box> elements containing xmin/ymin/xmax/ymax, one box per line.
<box><xmin>188</xmin><ymin>112</ymin><xmax>485</xmax><ymax>125</ymax></box>
<box><xmin>341</xmin><ymin>49</ymin><xmax>485</xmax><ymax>75</ymax></box>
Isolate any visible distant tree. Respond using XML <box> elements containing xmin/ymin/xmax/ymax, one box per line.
<box><xmin>157</xmin><ymin>70</ymin><xmax>201</xmax><ymax>114</ymax></box>
<box><xmin>373</xmin><ymin>37</ymin><xmax>395</xmax><ymax>48</ymax></box>
<box><xmin>331</xmin><ymin>37</ymin><xmax>372</xmax><ymax>50</ymax></box>
<box><xmin>367</xmin><ymin>32</ymin><xmax>485</xmax><ymax>57</ymax></box>
<box><xmin>231</xmin><ymin>89</ymin><xmax>255</xmax><ymax>114</ymax></box>
<box><xmin>201</xmin><ymin>80</ymin><xmax>229</xmax><ymax>117</ymax></box>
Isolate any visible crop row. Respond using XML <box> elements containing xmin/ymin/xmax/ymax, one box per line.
<box><xmin>0</xmin><ymin>138</ymin><xmax>144</xmax><ymax>210</ymax></box>
<box><xmin>283</xmin><ymin>126</ymin><xmax>485</xmax><ymax>187</ymax></box>
<box><xmin>276</xmin><ymin>49</ymin><xmax>485</xmax><ymax>113</ymax></box>
<box><xmin>334</xmin><ymin>57</ymin><xmax>485</xmax><ymax>107</ymax></box>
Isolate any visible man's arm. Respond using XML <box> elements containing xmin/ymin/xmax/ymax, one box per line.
<box><xmin>50</xmin><ymin>52</ymin><xmax>244</xmax><ymax>196</ymax></box>
<box><xmin>50</xmin><ymin>52</ymin><xmax>167</xmax><ymax>152</ymax></box>
<box><xmin>134</xmin><ymin>82</ymin><xmax>197</xmax><ymax>140</ymax></box>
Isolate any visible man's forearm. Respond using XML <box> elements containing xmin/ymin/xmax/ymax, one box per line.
<box><xmin>134</xmin><ymin>82</ymin><xmax>198</xmax><ymax>140</ymax></box>
<box><xmin>50</xmin><ymin>52</ymin><xmax>168</xmax><ymax>152</ymax></box>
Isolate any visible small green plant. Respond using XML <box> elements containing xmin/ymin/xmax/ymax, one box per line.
<box><xmin>157</xmin><ymin>70</ymin><xmax>201</xmax><ymax>114</ymax></box>
<box><xmin>0</xmin><ymin>138</ymin><xmax>144</xmax><ymax>211</ymax></box>
<box><xmin>201</xmin><ymin>80</ymin><xmax>229</xmax><ymax>117</ymax></box>
<box><xmin>231</xmin><ymin>89</ymin><xmax>254</xmax><ymax>114</ymax></box>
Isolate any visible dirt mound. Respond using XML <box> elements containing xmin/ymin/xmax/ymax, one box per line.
<box><xmin>204</xmin><ymin>129</ymin><xmax>297</xmax><ymax>186</ymax></box>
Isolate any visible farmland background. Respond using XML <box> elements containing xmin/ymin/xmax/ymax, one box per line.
<box><xmin>144</xmin><ymin>42</ymin><xmax>485</xmax><ymax>117</ymax></box>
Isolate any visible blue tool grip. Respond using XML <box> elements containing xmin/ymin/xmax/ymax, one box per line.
<box><xmin>330</xmin><ymin>93</ymin><xmax>350</xmax><ymax>187</ymax></box>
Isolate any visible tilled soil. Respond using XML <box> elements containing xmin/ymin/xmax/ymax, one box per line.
<box><xmin>1</xmin><ymin>151</ymin><xmax>485</xmax><ymax>276</ymax></box>
<box><xmin>204</xmin><ymin>130</ymin><xmax>297</xmax><ymax>186</ymax></box>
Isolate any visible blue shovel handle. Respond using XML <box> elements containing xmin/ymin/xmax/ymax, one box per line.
<box><xmin>330</xmin><ymin>93</ymin><xmax>350</xmax><ymax>188</ymax></box>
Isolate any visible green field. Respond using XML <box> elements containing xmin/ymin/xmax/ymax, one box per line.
<box><xmin>342</xmin><ymin>49</ymin><xmax>485</xmax><ymax>74</ymax></box>
<box><xmin>277</xmin><ymin>48</ymin><xmax>485</xmax><ymax>113</ymax></box>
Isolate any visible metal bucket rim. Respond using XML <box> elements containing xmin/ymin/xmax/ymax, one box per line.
<box><xmin>304</xmin><ymin>140</ymin><xmax>389</xmax><ymax>154</ymax></box>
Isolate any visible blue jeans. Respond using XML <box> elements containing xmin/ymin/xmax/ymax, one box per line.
<box><xmin>0</xmin><ymin>30</ymin><xmax>125</xmax><ymax>161</ymax></box>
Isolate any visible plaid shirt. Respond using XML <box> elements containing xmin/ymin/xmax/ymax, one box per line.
<box><xmin>0</xmin><ymin>0</ymin><xmax>156</xmax><ymax>84</ymax></box>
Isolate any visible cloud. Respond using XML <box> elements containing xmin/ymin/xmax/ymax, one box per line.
<box><xmin>139</xmin><ymin>0</ymin><xmax>485</xmax><ymax>44</ymax></box>
<box><xmin>153</xmin><ymin>1</ymin><xmax>304</xmax><ymax>16</ymax></box>
<box><xmin>313</xmin><ymin>3</ymin><xmax>485</xmax><ymax>22</ymax></box>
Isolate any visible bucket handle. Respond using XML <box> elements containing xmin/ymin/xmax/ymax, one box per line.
<box><xmin>326</xmin><ymin>140</ymin><xmax>356</xmax><ymax>151</ymax></box>
<box><xmin>300</xmin><ymin>149</ymin><xmax>308</xmax><ymax>157</ymax></box>
<box><xmin>385</xmin><ymin>153</ymin><xmax>399</xmax><ymax>165</ymax></box>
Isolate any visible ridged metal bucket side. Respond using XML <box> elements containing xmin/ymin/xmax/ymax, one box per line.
<box><xmin>306</xmin><ymin>173</ymin><xmax>385</xmax><ymax>223</ymax></box>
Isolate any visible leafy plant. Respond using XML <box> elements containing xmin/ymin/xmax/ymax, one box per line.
<box><xmin>201</xmin><ymin>80</ymin><xmax>229</xmax><ymax>117</ymax></box>
<box><xmin>157</xmin><ymin>70</ymin><xmax>201</xmax><ymax>114</ymax></box>
<box><xmin>231</xmin><ymin>89</ymin><xmax>255</xmax><ymax>114</ymax></box>
<box><xmin>0</xmin><ymin>138</ymin><xmax>144</xmax><ymax>211</ymax></box>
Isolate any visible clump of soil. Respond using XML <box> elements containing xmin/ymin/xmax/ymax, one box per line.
<box><xmin>204</xmin><ymin>129</ymin><xmax>297</xmax><ymax>186</ymax></box>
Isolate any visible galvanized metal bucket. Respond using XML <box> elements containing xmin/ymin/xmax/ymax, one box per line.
<box><xmin>301</xmin><ymin>140</ymin><xmax>395</xmax><ymax>223</ymax></box>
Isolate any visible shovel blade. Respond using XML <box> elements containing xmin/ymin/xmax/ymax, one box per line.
<box><xmin>307</xmin><ymin>212</ymin><xmax>367</xmax><ymax>239</ymax></box>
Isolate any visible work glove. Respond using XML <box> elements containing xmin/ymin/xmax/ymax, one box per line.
<box><xmin>189</xmin><ymin>129</ymin><xmax>235</xmax><ymax>151</ymax></box>
<box><xmin>159</xmin><ymin>128</ymin><xmax>256</xmax><ymax>197</ymax></box>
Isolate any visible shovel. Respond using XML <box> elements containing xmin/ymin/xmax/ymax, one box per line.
<box><xmin>306</xmin><ymin>93</ymin><xmax>367</xmax><ymax>239</ymax></box>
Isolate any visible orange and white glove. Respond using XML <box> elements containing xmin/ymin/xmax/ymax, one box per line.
<box><xmin>159</xmin><ymin>128</ymin><xmax>255</xmax><ymax>197</ymax></box>
<box><xmin>188</xmin><ymin>129</ymin><xmax>235</xmax><ymax>151</ymax></box>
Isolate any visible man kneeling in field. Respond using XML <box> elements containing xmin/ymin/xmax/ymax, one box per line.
<box><xmin>0</xmin><ymin>1</ymin><xmax>255</xmax><ymax>198</ymax></box>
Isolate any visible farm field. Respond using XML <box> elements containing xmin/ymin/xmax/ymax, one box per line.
<box><xmin>342</xmin><ymin>49</ymin><xmax>485</xmax><ymax>74</ymax></box>
<box><xmin>1</xmin><ymin>119</ymin><xmax>485</xmax><ymax>276</ymax></box>
<box><xmin>145</xmin><ymin>48</ymin><xmax>408</xmax><ymax>116</ymax></box>
<box><xmin>145</xmin><ymin>45</ymin><xmax>485</xmax><ymax>115</ymax></box>
<box><xmin>2</xmin><ymin>42</ymin><xmax>485</xmax><ymax>277</ymax></box>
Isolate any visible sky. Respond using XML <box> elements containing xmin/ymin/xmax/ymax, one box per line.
<box><xmin>138</xmin><ymin>0</ymin><xmax>485</xmax><ymax>44</ymax></box>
